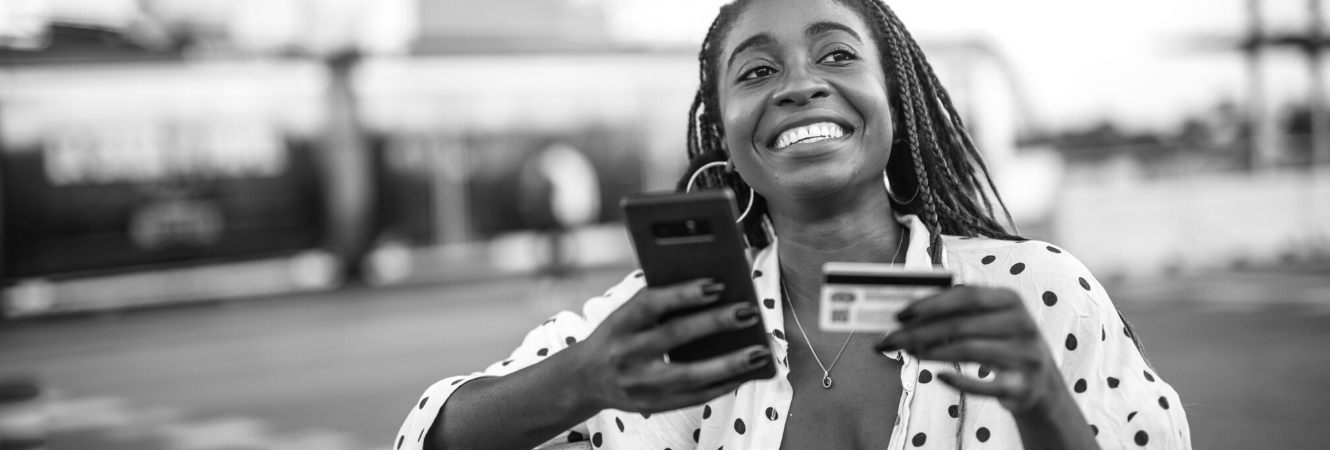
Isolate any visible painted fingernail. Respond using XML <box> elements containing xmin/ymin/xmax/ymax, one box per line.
<box><xmin>896</xmin><ymin>309</ymin><xmax>916</xmax><ymax>323</ymax></box>
<box><xmin>702</xmin><ymin>282</ymin><xmax>725</xmax><ymax>296</ymax></box>
<box><xmin>748</xmin><ymin>348</ymin><xmax>772</xmax><ymax>366</ymax></box>
<box><xmin>875</xmin><ymin>338</ymin><xmax>900</xmax><ymax>352</ymax></box>
<box><xmin>734</xmin><ymin>304</ymin><xmax>758</xmax><ymax>323</ymax></box>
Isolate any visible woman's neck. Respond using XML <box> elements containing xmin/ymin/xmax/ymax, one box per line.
<box><xmin>769</xmin><ymin>185</ymin><xmax>908</xmax><ymax>310</ymax></box>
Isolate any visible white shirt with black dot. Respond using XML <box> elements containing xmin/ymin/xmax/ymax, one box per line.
<box><xmin>395</xmin><ymin>215</ymin><xmax>1192</xmax><ymax>450</ymax></box>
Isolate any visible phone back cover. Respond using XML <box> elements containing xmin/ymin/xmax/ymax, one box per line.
<box><xmin>622</xmin><ymin>189</ymin><xmax>776</xmax><ymax>381</ymax></box>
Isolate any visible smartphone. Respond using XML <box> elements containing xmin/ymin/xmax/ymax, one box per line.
<box><xmin>621</xmin><ymin>189</ymin><xmax>776</xmax><ymax>382</ymax></box>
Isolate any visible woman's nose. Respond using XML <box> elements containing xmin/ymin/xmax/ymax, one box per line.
<box><xmin>773</xmin><ymin>65</ymin><xmax>830</xmax><ymax>107</ymax></box>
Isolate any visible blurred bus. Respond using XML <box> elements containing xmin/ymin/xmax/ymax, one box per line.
<box><xmin>0</xmin><ymin>60</ymin><xmax>334</xmax><ymax>317</ymax></box>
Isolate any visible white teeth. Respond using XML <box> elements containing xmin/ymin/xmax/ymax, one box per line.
<box><xmin>775</xmin><ymin>122</ymin><xmax>846</xmax><ymax>149</ymax></box>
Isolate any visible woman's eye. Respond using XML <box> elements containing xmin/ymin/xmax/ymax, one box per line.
<box><xmin>820</xmin><ymin>49</ymin><xmax>857</xmax><ymax>64</ymax></box>
<box><xmin>739</xmin><ymin>66</ymin><xmax>776</xmax><ymax>81</ymax></box>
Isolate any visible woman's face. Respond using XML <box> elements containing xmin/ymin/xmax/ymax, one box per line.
<box><xmin>717</xmin><ymin>0</ymin><xmax>893</xmax><ymax>205</ymax></box>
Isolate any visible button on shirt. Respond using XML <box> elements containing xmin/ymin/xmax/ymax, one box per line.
<box><xmin>396</xmin><ymin>215</ymin><xmax>1192</xmax><ymax>450</ymax></box>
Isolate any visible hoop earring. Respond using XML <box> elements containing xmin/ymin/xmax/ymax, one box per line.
<box><xmin>686</xmin><ymin>161</ymin><xmax>755</xmax><ymax>223</ymax></box>
<box><xmin>883</xmin><ymin>169</ymin><xmax>918</xmax><ymax>205</ymax></box>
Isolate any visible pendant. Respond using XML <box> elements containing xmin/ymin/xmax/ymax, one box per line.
<box><xmin>822</xmin><ymin>374</ymin><xmax>833</xmax><ymax>389</ymax></box>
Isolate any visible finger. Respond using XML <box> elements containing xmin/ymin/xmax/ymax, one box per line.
<box><xmin>652</xmin><ymin>377</ymin><xmax>750</xmax><ymax>413</ymax></box>
<box><xmin>616</xmin><ymin>279</ymin><xmax>723</xmax><ymax>331</ymax></box>
<box><xmin>911</xmin><ymin>338</ymin><xmax>1038</xmax><ymax>369</ymax></box>
<box><xmin>633</xmin><ymin>302</ymin><xmax>761</xmax><ymax>355</ymax></box>
<box><xmin>875</xmin><ymin>310</ymin><xmax>1028</xmax><ymax>353</ymax></box>
<box><xmin>641</xmin><ymin>345</ymin><xmax>771</xmax><ymax>391</ymax></box>
<box><xmin>937</xmin><ymin>372</ymin><xmax>1019</xmax><ymax>398</ymax></box>
<box><xmin>897</xmin><ymin>286</ymin><xmax>1020</xmax><ymax>325</ymax></box>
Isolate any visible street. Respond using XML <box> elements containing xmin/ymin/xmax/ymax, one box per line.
<box><xmin>1</xmin><ymin>263</ymin><xmax>1328</xmax><ymax>450</ymax></box>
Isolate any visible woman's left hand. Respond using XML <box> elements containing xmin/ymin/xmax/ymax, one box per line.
<box><xmin>873</xmin><ymin>286</ymin><xmax>1069</xmax><ymax>414</ymax></box>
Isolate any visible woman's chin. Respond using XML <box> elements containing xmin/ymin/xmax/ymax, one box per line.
<box><xmin>770</xmin><ymin>173</ymin><xmax>860</xmax><ymax>202</ymax></box>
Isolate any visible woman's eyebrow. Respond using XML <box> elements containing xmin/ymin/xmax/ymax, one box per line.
<box><xmin>726</xmin><ymin>33</ymin><xmax>776</xmax><ymax>70</ymax></box>
<box><xmin>724</xmin><ymin>22</ymin><xmax>861</xmax><ymax>71</ymax></box>
<box><xmin>806</xmin><ymin>21</ymin><xmax>862</xmax><ymax>42</ymax></box>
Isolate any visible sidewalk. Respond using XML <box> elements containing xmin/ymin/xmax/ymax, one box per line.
<box><xmin>1107</xmin><ymin>260</ymin><xmax>1330</xmax><ymax>313</ymax></box>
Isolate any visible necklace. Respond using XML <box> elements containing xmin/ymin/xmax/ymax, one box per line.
<box><xmin>781</xmin><ymin>228</ymin><xmax>907</xmax><ymax>389</ymax></box>
<box><xmin>782</xmin><ymin>279</ymin><xmax>851</xmax><ymax>389</ymax></box>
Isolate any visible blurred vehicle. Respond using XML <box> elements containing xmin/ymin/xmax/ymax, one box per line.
<box><xmin>0</xmin><ymin>0</ymin><xmax>413</xmax><ymax>317</ymax></box>
<box><xmin>0</xmin><ymin>61</ymin><xmax>338</xmax><ymax>317</ymax></box>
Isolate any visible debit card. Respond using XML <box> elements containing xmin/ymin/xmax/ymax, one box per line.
<box><xmin>818</xmin><ymin>262</ymin><xmax>954</xmax><ymax>333</ymax></box>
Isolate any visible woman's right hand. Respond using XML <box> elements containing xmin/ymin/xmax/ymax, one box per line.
<box><xmin>574</xmin><ymin>279</ymin><xmax>771</xmax><ymax>414</ymax></box>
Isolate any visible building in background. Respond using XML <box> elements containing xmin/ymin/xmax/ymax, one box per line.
<box><xmin>0</xmin><ymin>0</ymin><xmax>700</xmax><ymax>315</ymax></box>
<box><xmin>0</xmin><ymin>0</ymin><xmax>415</xmax><ymax>316</ymax></box>
<box><xmin>5</xmin><ymin>0</ymin><xmax>1325</xmax><ymax>317</ymax></box>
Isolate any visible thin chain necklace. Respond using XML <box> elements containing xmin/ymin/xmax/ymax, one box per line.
<box><xmin>781</xmin><ymin>228</ymin><xmax>906</xmax><ymax>389</ymax></box>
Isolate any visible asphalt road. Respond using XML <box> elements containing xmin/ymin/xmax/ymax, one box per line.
<box><xmin>1</xmin><ymin>263</ymin><xmax>1327</xmax><ymax>450</ymax></box>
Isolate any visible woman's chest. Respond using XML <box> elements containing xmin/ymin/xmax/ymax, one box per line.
<box><xmin>778</xmin><ymin>334</ymin><xmax>904</xmax><ymax>450</ymax></box>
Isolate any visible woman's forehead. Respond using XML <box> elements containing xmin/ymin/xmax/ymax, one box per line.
<box><xmin>720</xmin><ymin>0</ymin><xmax>871</xmax><ymax>61</ymax></box>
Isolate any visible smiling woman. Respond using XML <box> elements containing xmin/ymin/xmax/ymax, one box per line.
<box><xmin>682</xmin><ymin>0</ymin><xmax>1020</xmax><ymax>260</ymax></box>
<box><xmin>395</xmin><ymin>1</ymin><xmax>1192</xmax><ymax>450</ymax></box>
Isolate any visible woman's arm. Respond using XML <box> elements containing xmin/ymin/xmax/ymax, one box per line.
<box><xmin>427</xmin><ymin>345</ymin><xmax>601</xmax><ymax>450</ymax></box>
<box><xmin>424</xmin><ymin>279</ymin><xmax>772</xmax><ymax>450</ymax></box>
<box><xmin>1009</xmin><ymin>385</ymin><xmax>1100</xmax><ymax>450</ymax></box>
<box><xmin>876</xmin><ymin>242</ymin><xmax>1190</xmax><ymax>449</ymax></box>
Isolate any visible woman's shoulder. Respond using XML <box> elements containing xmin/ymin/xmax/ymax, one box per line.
<box><xmin>942</xmin><ymin>234</ymin><xmax>1062</xmax><ymax>252</ymax></box>
<box><xmin>942</xmin><ymin>235</ymin><xmax>1108</xmax><ymax>302</ymax></box>
<box><xmin>943</xmin><ymin>235</ymin><xmax>1087</xmax><ymax>271</ymax></box>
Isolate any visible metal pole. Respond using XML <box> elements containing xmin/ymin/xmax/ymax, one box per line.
<box><xmin>0</xmin><ymin>101</ymin><xmax>6</xmax><ymax>284</ymax></box>
<box><xmin>1310</xmin><ymin>0</ymin><xmax>1330</xmax><ymax>167</ymax></box>
<box><xmin>322</xmin><ymin>51</ymin><xmax>375</xmax><ymax>283</ymax></box>
<box><xmin>1248</xmin><ymin>0</ymin><xmax>1280</xmax><ymax>170</ymax></box>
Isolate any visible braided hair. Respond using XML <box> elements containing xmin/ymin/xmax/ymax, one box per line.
<box><xmin>675</xmin><ymin>0</ymin><xmax>1023</xmax><ymax>264</ymax></box>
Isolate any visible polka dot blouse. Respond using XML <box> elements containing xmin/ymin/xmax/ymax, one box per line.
<box><xmin>396</xmin><ymin>215</ymin><xmax>1192</xmax><ymax>450</ymax></box>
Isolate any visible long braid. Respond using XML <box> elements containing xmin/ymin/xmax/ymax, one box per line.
<box><xmin>882</xmin><ymin>7</ymin><xmax>1019</xmax><ymax>233</ymax></box>
<box><xmin>890</xmin><ymin>15</ymin><xmax>984</xmax><ymax>243</ymax></box>
<box><xmin>686</xmin><ymin>91</ymin><xmax>703</xmax><ymax>158</ymax></box>
<box><xmin>865</xmin><ymin>0</ymin><xmax>946</xmax><ymax>262</ymax></box>
<box><xmin>915</xmin><ymin>48</ymin><xmax>1012</xmax><ymax>225</ymax></box>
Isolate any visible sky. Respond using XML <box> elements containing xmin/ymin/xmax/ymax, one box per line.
<box><xmin>597</xmin><ymin>0</ymin><xmax>1327</xmax><ymax>132</ymax></box>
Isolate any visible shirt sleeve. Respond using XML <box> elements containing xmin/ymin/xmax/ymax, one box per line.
<box><xmin>1022</xmin><ymin>243</ymin><xmax>1193</xmax><ymax>450</ymax></box>
<box><xmin>393</xmin><ymin>270</ymin><xmax>647</xmax><ymax>450</ymax></box>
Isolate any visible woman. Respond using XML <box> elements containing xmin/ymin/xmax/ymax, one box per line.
<box><xmin>396</xmin><ymin>0</ymin><xmax>1192</xmax><ymax>448</ymax></box>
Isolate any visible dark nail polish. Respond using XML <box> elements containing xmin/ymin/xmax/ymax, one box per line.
<box><xmin>734</xmin><ymin>304</ymin><xmax>758</xmax><ymax>322</ymax></box>
<box><xmin>896</xmin><ymin>309</ymin><xmax>916</xmax><ymax>323</ymax></box>
<box><xmin>748</xmin><ymin>349</ymin><xmax>772</xmax><ymax>366</ymax></box>
<box><xmin>876</xmin><ymin>339</ymin><xmax>900</xmax><ymax>352</ymax></box>
<box><xmin>702</xmin><ymin>282</ymin><xmax>725</xmax><ymax>296</ymax></box>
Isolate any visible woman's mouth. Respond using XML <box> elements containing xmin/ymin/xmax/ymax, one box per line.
<box><xmin>774</xmin><ymin>122</ymin><xmax>848</xmax><ymax>149</ymax></box>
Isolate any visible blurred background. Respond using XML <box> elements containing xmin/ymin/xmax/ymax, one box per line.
<box><xmin>1</xmin><ymin>0</ymin><xmax>1327</xmax><ymax>449</ymax></box>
